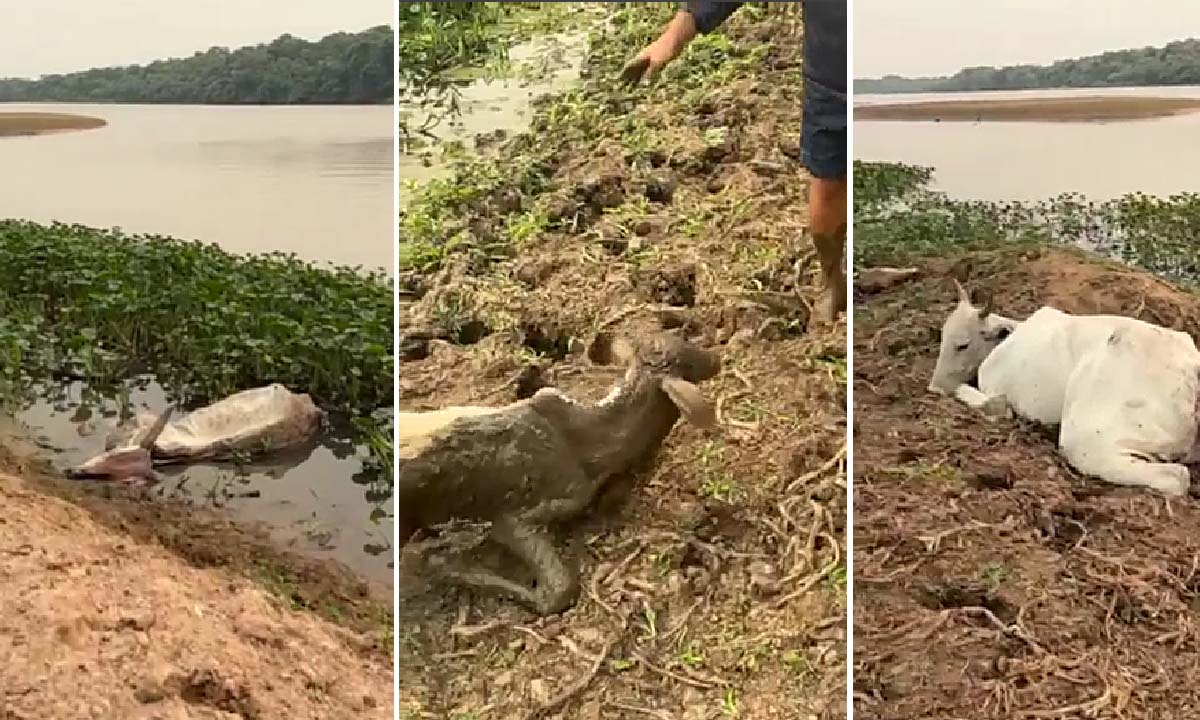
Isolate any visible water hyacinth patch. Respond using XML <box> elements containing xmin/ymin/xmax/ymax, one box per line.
<box><xmin>0</xmin><ymin>220</ymin><xmax>394</xmax><ymax>489</ymax></box>
<box><xmin>0</xmin><ymin>220</ymin><xmax>392</xmax><ymax>412</ymax></box>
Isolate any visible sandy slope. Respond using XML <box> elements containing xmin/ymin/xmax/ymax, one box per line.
<box><xmin>0</xmin><ymin>468</ymin><xmax>392</xmax><ymax>719</ymax></box>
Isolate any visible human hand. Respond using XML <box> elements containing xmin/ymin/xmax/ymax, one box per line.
<box><xmin>621</xmin><ymin>10</ymin><xmax>697</xmax><ymax>86</ymax></box>
<box><xmin>621</xmin><ymin>40</ymin><xmax>677</xmax><ymax>85</ymax></box>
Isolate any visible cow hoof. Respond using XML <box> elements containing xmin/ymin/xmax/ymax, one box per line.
<box><xmin>981</xmin><ymin>395</ymin><xmax>1009</xmax><ymax>420</ymax></box>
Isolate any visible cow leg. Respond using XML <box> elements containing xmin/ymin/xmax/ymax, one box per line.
<box><xmin>1062</xmin><ymin>443</ymin><xmax>1189</xmax><ymax>497</ymax></box>
<box><xmin>1185</xmin><ymin>439</ymin><xmax>1200</xmax><ymax>465</ymax></box>
<box><xmin>953</xmin><ymin>384</ymin><xmax>1010</xmax><ymax>420</ymax></box>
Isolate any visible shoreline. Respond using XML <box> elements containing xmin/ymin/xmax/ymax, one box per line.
<box><xmin>855</xmin><ymin>95</ymin><xmax>1200</xmax><ymax>122</ymax></box>
<box><xmin>0</xmin><ymin>111</ymin><xmax>107</xmax><ymax>137</ymax></box>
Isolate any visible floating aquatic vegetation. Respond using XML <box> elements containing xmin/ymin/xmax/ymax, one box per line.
<box><xmin>0</xmin><ymin>220</ymin><xmax>392</xmax><ymax>415</ymax></box>
<box><xmin>854</xmin><ymin>160</ymin><xmax>1200</xmax><ymax>286</ymax></box>
<box><xmin>0</xmin><ymin>220</ymin><xmax>394</xmax><ymax>492</ymax></box>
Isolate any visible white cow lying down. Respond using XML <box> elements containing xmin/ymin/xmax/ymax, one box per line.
<box><xmin>929</xmin><ymin>280</ymin><xmax>1200</xmax><ymax>497</ymax></box>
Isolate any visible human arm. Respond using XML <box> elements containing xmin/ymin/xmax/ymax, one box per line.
<box><xmin>621</xmin><ymin>2</ymin><xmax>743</xmax><ymax>84</ymax></box>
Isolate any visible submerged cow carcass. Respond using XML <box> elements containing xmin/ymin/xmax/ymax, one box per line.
<box><xmin>67</xmin><ymin>384</ymin><xmax>325</xmax><ymax>482</ymax></box>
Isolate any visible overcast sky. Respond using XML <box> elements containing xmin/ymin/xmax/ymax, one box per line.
<box><xmin>0</xmin><ymin>0</ymin><xmax>392</xmax><ymax>78</ymax></box>
<box><xmin>856</xmin><ymin>0</ymin><xmax>1200</xmax><ymax>78</ymax></box>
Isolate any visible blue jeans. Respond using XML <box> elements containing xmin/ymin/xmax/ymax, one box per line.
<box><xmin>801</xmin><ymin>75</ymin><xmax>847</xmax><ymax>180</ymax></box>
<box><xmin>685</xmin><ymin>0</ymin><xmax>847</xmax><ymax>179</ymax></box>
<box><xmin>800</xmin><ymin>0</ymin><xmax>847</xmax><ymax>180</ymax></box>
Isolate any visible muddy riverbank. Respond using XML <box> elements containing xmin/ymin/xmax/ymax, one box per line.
<box><xmin>854</xmin><ymin>247</ymin><xmax>1200</xmax><ymax>719</ymax></box>
<box><xmin>0</xmin><ymin>212</ymin><xmax>395</xmax><ymax>716</ymax></box>
<box><xmin>0</xmin><ymin>441</ymin><xmax>392</xmax><ymax>718</ymax></box>
<box><xmin>853</xmin><ymin>161</ymin><xmax>1200</xmax><ymax>718</ymax></box>
<box><xmin>401</xmin><ymin>4</ymin><xmax>845</xmax><ymax>718</ymax></box>
<box><xmin>398</xmin><ymin>25</ymin><xmax>590</xmax><ymax>204</ymax></box>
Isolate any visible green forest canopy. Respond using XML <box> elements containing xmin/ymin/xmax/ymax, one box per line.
<box><xmin>0</xmin><ymin>26</ymin><xmax>392</xmax><ymax>104</ymax></box>
<box><xmin>856</xmin><ymin>37</ymin><xmax>1200</xmax><ymax>94</ymax></box>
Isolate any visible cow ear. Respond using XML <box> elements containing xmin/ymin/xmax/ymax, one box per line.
<box><xmin>972</xmin><ymin>288</ymin><xmax>993</xmax><ymax>318</ymax></box>
<box><xmin>953</xmin><ymin>278</ymin><xmax>971</xmax><ymax>305</ymax></box>
<box><xmin>660</xmin><ymin>376</ymin><xmax>716</xmax><ymax>429</ymax></box>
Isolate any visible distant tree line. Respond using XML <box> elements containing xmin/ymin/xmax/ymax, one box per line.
<box><xmin>856</xmin><ymin>37</ymin><xmax>1200</xmax><ymax>94</ymax></box>
<box><xmin>0</xmin><ymin>26</ymin><xmax>393</xmax><ymax>104</ymax></box>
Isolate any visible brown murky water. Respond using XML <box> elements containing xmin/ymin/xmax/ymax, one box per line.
<box><xmin>855</xmin><ymin>85</ymin><xmax>1200</xmax><ymax>200</ymax></box>
<box><xmin>4</xmin><ymin>380</ymin><xmax>394</xmax><ymax>590</ymax></box>
<box><xmin>0</xmin><ymin>102</ymin><xmax>392</xmax><ymax>272</ymax></box>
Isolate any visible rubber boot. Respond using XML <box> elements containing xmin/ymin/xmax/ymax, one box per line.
<box><xmin>811</xmin><ymin>229</ymin><xmax>846</xmax><ymax>326</ymax></box>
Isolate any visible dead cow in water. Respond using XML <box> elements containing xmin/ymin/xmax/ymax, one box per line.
<box><xmin>67</xmin><ymin>384</ymin><xmax>325</xmax><ymax>482</ymax></box>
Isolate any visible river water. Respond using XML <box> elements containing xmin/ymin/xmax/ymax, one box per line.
<box><xmin>0</xmin><ymin>102</ymin><xmax>393</xmax><ymax>272</ymax></box>
<box><xmin>855</xmin><ymin>86</ymin><xmax>1200</xmax><ymax>200</ymax></box>
<box><xmin>0</xmin><ymin>103</ymin><xmax>395</xmax><ymax>588</ymax></box>
<box><xmin>398</xmin><ymin>31</ymin><xmax>587</xmax><ymax>201</ymax></box>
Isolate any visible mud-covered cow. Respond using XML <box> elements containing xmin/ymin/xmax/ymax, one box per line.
<box><xmin>398</xmin><ymin>329</ymin><xmax>720</xmax><ymax>614</ymax></box>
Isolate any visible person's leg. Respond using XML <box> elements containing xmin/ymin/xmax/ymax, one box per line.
<box><xmin>809</xmin><ymin>175</ymin><xmax>846</xmax><ymax>324</ymax></box>
<box><xmin>799</xmin><ymin>0</ymin><xmax>847</xmax><ymax>326</ymax></box>
<box><xmin>800</xmin><ymin>85</ymin><xmax>847</xmax><ymax>325</ymax></box>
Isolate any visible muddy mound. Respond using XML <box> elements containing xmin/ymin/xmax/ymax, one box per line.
<box><xmin>0</xmin><ymin>471</ymin><xmax>391</xmax><ymax>719</ymax></box>
<box><xmin>854</xmin><ymin>247</ymin><xmax>1200</xmax><ymax>719</ymax></box>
